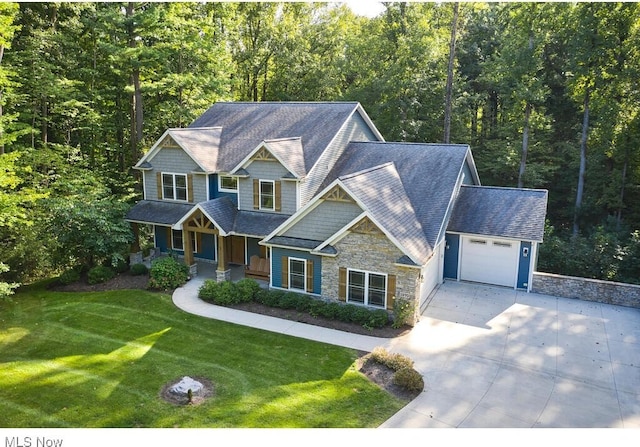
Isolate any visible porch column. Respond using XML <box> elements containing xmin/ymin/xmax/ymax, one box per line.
<box><xmin>129</xmin><ymin>223</ymin><xmax>143</xmax><ymax>266</ymax></box>
<box><xmin>183</xmin><ymin>228</ymin><xmax>194</xmax><ymax>267</ymax></box>
<box><xmin>216</xmin><ymin>234</ymin><xmax>231</xmax><ymax>282</ymax></box>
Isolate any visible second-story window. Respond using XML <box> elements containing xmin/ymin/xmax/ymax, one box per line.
<box><xmin>218</xmin><ymin>175</ymin><xmax>238</xmax><ymax>193</ymax></box>
<box><xmin>162</xmin><ymin>173</ymin><xmax>188</xmax><ymax>201</ymax></box>
<box><xmin>260</xmin><ymin>180</ymin><xmax>275</xmax><ymax>210</ymax></box>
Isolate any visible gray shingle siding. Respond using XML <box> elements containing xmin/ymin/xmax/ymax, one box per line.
<box><xmin>282</xmin><ymin>199</ymin><xmax>363</xmax><ymax>242</ymax></box>
<box><xmin>144</xmin><ymin>147</ymin><xmax>207</xmax><ymax>203</ymax></box>
<box><xmin>238</xmin><ymin>160</ymin><xmax>296</xmax><ymax>214</ymax></box>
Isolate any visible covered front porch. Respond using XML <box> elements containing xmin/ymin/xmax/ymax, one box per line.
<box><xmin>126</xmin><ymin>197</ymin><xmax>288</xmax><ymax>285</ymax></box>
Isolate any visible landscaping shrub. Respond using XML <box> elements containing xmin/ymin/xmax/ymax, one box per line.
<box><xmin>336</xmin><ymin>303</ymin><xmax>358</xmax><ymax>323</ymax></box>
<box><xmin>316</xmin><ymin>301</ymin><xmax>341</xmax><ymax>320</ymax></box>
<box><xmin>58</xmin><ymin>268</ymin><xmax>81</xmax><ymax>285</ymax></box>
<box><xmin>370</xmin><ymin>347</ymin><xmax>414</xmax><ymax>371</ymax></box>
<box><xmin>235</xmin><ymin>278</ymin><xmax>261</xmax><ymax>301</ymax></box>
<box><xmin>209</xmin><ymin>281</ymin><xmax>240</xmax><ymax>305</ymax></box>
<box><xmin>87</xmin><ymin>265</ymin><xmax>115</xmax><ymax>285</ymax></box>
<box><xmin>113</xmin><ymin>257</ymin><xmax>130</xmax><ymax>274</ymax></box>
<box><xmin>148</xmin><ymin>256</ymin><xmax>189</xmax><ymax>290</ymax></box>
<box><xmin>200</xmin><ymin>279</ymin><xmax>260</xmax><ymax>305</ymax></box>
<box><xmin>130</xmin><ymin>263</ymin><xmax>149</xmax><ymax>276</ymax></box>
<box><xmin>392</xmin><ymin>367</ymin><xmax>424</xmax><ymax>392</ymax></box>
<box><xmin>392</xmin><ymin>296</ymin><xmax>415</xmax><ymax>328</ymax></box>
<box><xmin>368</xmin><ymin>309</ymin><xmax>390</xmax><ymax>329</ymax></box>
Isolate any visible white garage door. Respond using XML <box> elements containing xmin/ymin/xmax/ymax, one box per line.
<box><xmin>460</xmin><ymin>236</ymin><xmax>519</xmax><ymax>287</ymax></box>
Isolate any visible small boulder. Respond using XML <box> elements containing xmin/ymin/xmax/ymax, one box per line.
<box><xmin>169</xmin><ymin>376</ymin><xmax>204</xmax><ymax>395</ymax></box>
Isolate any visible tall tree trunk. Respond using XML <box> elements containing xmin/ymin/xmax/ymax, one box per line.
<box><xmin>573</xmin><ymin>88</ymin><xmax>590</xmax><ymax>237</ymax></box>
<box><xmin>0</xmin><ymin>44</ymin><xmax>4</xmax><ymax>155</ymax></box>
<box><xmin>127</xmin><ymin>2</ymin><xmax>143</xmax><ymax>165</ymax></box>
<box><xmin>517</xmin><ymin>102</ymin><xmax>532</xmax><ymax>188</ymax></box>
<box><xmin>443</xmin><ymin>2</ymin><xmax>459</xmax><ymax>144</ymax></box>
<box><xmin>616</xmin><ymin>153</ymin><xmax>628</xmax><ymax>230</ymax></box>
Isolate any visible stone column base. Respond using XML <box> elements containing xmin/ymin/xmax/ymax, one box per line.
<box><xmin>216</xmin><ymin>269</ymin><xmax>231</xmax><ymax>282</ymax></box>
<box><xmin>129</xmin><ymin>251</ymin><xmax>143</xmax><ymax>266</ymax></box>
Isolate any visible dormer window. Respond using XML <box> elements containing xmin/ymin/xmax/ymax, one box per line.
<box><xmin>162</xmin><ymin>173</ymin><xmax>188</xmax><ymax>201</ymax></box>
<box><xmin>219</xmin><ymin>175</ymin><xmax>238</xmax><ymax>193</ymax></box>
<box><xmin>259</xmin><ymin>180</ymin><xmax>275</xmax><ymax>210</ymax></box>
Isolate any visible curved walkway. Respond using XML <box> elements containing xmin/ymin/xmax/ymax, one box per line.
<box><xmin>173</xmin><ymin>277</ymin><xmax>640</xmax><ymax>428</ymax></box>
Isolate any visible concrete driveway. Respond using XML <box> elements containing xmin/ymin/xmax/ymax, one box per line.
<box><xmin>381</xmin><ymin>281</ymin><xmax>640</xmax><ymax>428</ymax></box>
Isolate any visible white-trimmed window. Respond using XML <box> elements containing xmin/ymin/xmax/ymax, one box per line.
<box><xmin>162</xmin><ymin>173</ymin><xmax>188</xmax><ymax>201</ymax></box>
<box><xmin>347</xmin><ymin>269</ymin><xmax>387</xmax><ymax>308</ymax></box>
<box><xmin>288</xmin><ymin>257</ymin><xmax>307</xmax><ymax>291</ymax></box>
<box><xmin>259</xmin><ymin>180</ymin><xmax>275</xmax><ymax>211</ymax></box>
<box><xmin>218</xmin><ymin>175</ymin><xmax>238</xmax><ymax>193</ymax></box>
<box><xmin>172</xmin><ymin>230</ymin><xmax>197</xmax><ymax>253</ymax></box>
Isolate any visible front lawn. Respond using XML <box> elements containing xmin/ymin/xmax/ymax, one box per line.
<box><xmin>0</xmin><ymin>284</ymin><xmax>405</xmax><ymax>428</ymax></box>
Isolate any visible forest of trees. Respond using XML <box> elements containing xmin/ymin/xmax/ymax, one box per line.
<box><xmin>1</xmin><ymin>2</ymin><xmax>640</xmax><ymax>296</ymax></box>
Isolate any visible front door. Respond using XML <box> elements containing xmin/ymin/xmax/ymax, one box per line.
<box><xmin>229</xmin><ymin>236</ymin><xmax>245</xmax><ymax>265</ymax></box>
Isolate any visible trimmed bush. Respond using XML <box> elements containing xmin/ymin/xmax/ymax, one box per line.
<box><xmin>148</xmin><ymin>256</ymin><xmax>189</xmax><ymax>290</ymax></box>
<box><xmin>87</xmin><ymin>265</ymin><xmax>115</xmax><ymax>285</ymax></box>
<box><xmin>392</xmin><ymin>367</ymin><xmax>424</xmax><ymax>392</ymax></box>
<box><xmin>58</xmin><ymin>269</ymin><xmax>81</xmax><ymax>285</ymax></box>
<box><xmin>370</xmin><ymin>347</ymin><xmax>414</xmax><ymax>371</ymax></box>
<box><xmin>199</xmin><ymin>279</ymin><xmax>260</xmax><ymax>305</ymax></box>
<box><xmin>368</xmin><ymin>309</ymin><xmax>390</xmax><ymax>329</ymax></box>
<box><xmin>130</xmin><ymin>263</ymin><xmax>149</xmax><ymax>276</ymax></box>
<box><xmin>235</xmin><ymin>278</ymin><xmax>261</xmax><ymax>301</ymax></box>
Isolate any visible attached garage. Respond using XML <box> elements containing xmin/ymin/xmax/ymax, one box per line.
<box><xmin>459</xmin><ymin>236</ymin><xmax>519</xmax><ymax>287</ymax></box>
<box><xmin>444</xmin><ymin>185</ymin><xmax>548</xmax><ymax>292</ymax></box>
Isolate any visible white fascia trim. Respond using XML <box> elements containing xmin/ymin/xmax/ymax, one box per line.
<box><xmin>142</xmin><ymin>170</ymin><xmax>147</xmax><ymax>200</ymax></box>
<box><xmin>465</xmin><ymin>147</ymin><xmax>482</xmax><ymax>186</ymax></box>
<box><xmin>172</xmin><ymin>203</ymin><xmax>228</xmax><ymax>236</ymax></box>
<box><xmin>393</xmin><ymin>262</ymin><xmax>422</xmax><ymax>270</ymax></box>
<box><xmin>134</xmin><ymin>129</ymin><xmax>171</xmax><ymax>168</ymax></box>
<box><xmin>259</xmin><ymin>243</ymin><xmax>313</xmax><ymax>253</ymax></box>
<box><xmin>354</xmin><ymin>103</ymin><xmax>385</xmax><ymax>142</ymax></box>
<box><xmin>436</xmin><ymin>164</ymin><xmax>466</xmax><ymax>244</ymax></box>
<box><xmin>446</xmin><ymin>231</ymin><xmax>541</xmax><ymax>244</ymax></box>
<box><xmin>135</xmin><ymin>128</ymin><xmax>212</xmax><ymax>173</ymax></box>
<box><xmin>229</xmin><ymin>140</ymin><xmax>300</xmax><ymax>179</ymax></box>
<box><xmin>262</xmin><ymin>177</ymin><xmax>344</xmax><ymax>242</ymax></box>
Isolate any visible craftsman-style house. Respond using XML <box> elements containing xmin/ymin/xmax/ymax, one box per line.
<box><xmin>126</xmin><ymin>102</ymin><xmax>547</xmax><ymax>313</ymax></box>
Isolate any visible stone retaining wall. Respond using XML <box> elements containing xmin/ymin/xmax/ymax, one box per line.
<box><xmin>532</xmin><ymin>271</ymin><xmax>640</xmax><ymax>309</ymax></box>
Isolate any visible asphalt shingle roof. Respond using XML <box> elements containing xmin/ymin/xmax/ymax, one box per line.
<box><xmin>168</xmin><ymin>128</ymin><xmax>223</xmax><ymax>172</ymax></box>
<box><xmin>188</xmin><ymin>102</ymin><xmax>364</xmax><ymax>173</ymax></box>
<box><xmin>339</xmin><ymin>162</ymin><xmax>432</xmax><ymax>265</ymax></box>
<box><xmin>322</xmin><ymin>142</ymin><xmax>471</xmax><ymax>258</ymax></box>
<box><xmin>447</xmin><ymin>185</ymin><xmax>548</xmax><ymax>242</ymax></box>
<box><xmin>125</xmin><ymin>200</ymin><xmax>195</xmax><ymax>226</ymax></box>
<box><xmin>199</xmin><ymin>197</ymin><xmax>237</xmax><ymax>233</ymax></box>
<box><xmin>126</xmin><ymin>198</ymin><xmax>289</xmax><ymax>238</ymax></box>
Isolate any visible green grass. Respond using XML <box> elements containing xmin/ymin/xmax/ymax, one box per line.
<box><xmin>0</xmin><ymin>283</ymin><xmax>405</xmax><ymax>428</ymax></box>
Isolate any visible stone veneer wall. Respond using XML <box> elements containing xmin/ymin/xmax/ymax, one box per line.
<box><xmin>321</xmin><ymin>232</ymin><xmax>420</xmax><ymax>309</ymax></box>
<box><xmin>532</xmin><ymin>271</ymin><xmax>640</xmax><ymax>309</ymax></box>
